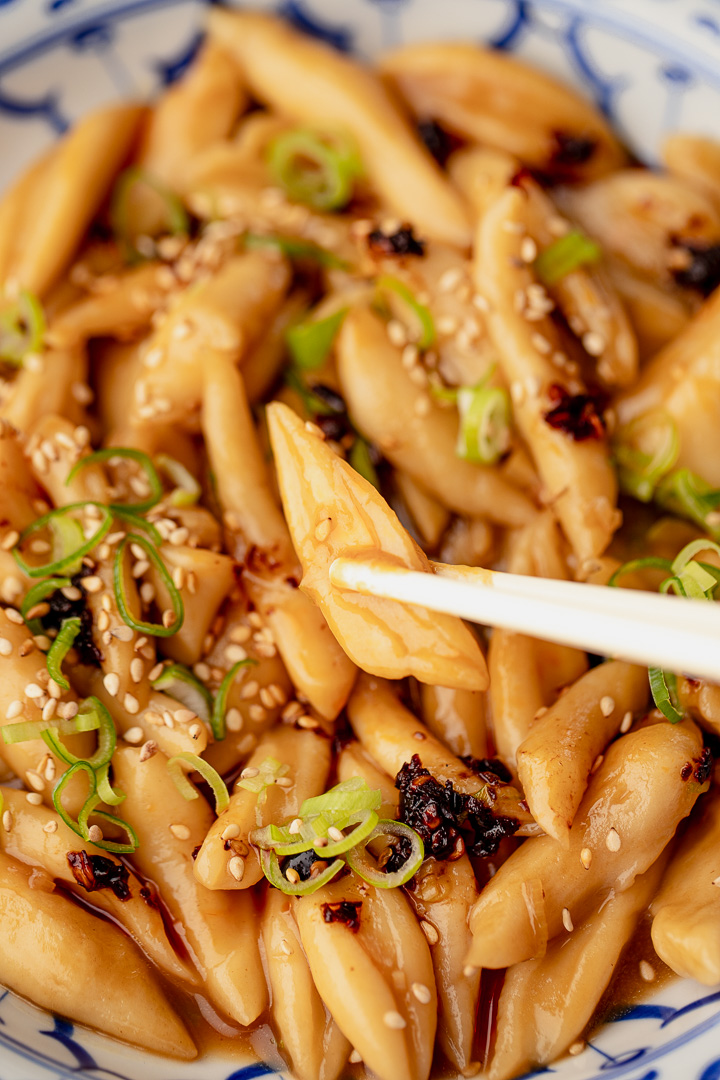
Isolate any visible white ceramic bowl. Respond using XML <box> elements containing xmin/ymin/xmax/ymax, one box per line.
<box><xmin>2</xmin><ymin>1</ymin><xmax>720</xmax><ymax>1078</ymax></box>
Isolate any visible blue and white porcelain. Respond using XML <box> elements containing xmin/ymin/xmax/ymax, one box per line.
<box><xmin>2</xmin><ymin>0</ymin><xmax>720</xmax><ymax>1077</ymax></box>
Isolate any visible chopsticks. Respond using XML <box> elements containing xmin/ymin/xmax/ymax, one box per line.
<box><xmin>329</xmin><ymin>555</ymin><xmax>720</xmax><ymax>683</ymax></box>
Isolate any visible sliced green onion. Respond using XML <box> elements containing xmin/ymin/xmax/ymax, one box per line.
<box><xmin>671</xmin><ymin>538</ymin><xmax>720</xmax><ymax>575</ymax></box>
<box><xmin>78</xmin><ymin>797</ymin><xmax>138</xmax><ymax>854</ymax></box>
<box><xmin>41</xmin><ymin>696</ymin><xmax>116</xmax><ymax>770</ymax></box>
<box><xmin>615</xmin><ymin>413</ymin><xmax>679</xmax><ymax>502</ymax></box>
<box><xmin>429</xmin><ymin>383</ymin><xmax>459</xmax><ymax>405</ymax></box>
<box><xmin>456</xmin><ymin>385</ymin><xmax>511</xmax><ymax>465</ymax></box>
<box><xmin>67</xmin><ymin>448</ymin><xmax>163</xmax><ymax>514</ymax></box>
<box><xmin>0</xmin><ymin>290</ymin><xmax>45</xmax><ymax>366</ymax></box>
<box><xmin>253</xmin><ymin>808</ymin><xmax>379</xmax><ymax>859</ymax></box>
<box><xmin>655</xmin><ymin>468</ymin><xmax>720</xmax><ymax>537</ymax></box>
<box><xmin>300</xmin><ymin>777</ymin><xmax>382</xmax><ymax>820</ymax></box>
<box><xmin>348</xmin><ymin>437</ymin><xmax>380</xmax><ymax>489</ymax></box>
<box><xmin>13</xmin><ymin>502</ymin><xmax>113</xmax><ymax>579</ymax></box>
<box><xmin>375</xmin><ymin>276</ymin><xmax>435</xmax><ymax>350</ymax></box>
<box><xmin>114</xmin><ymin>533</ymin><xmax>184</xmax><ymax>637</ymax></box>
<box><xmin>152</xmin><ymin>663</ymin><xmax>212</xmax><ymax>723</ymax></box>
<box><xmin>156</xmin><ymin>454</ymin><xmax>201</xmax><ymax>509</ymax></box>
<box><xmin>237</xmin><ymin>755</ymin><xmax>289</xmax><ymax>795</ymax></box>
<box><xmin>21</xmin><ymin>577</ymin><xmax>72</xmax><ymax>633</ymax></box>
<box><xmin>268</xmin><ymin>129</ymin><xmax>360</xmax><ymax>211</ymax></box>
<box><xmin>46</xmin><ymin>617</ymin><xmax>81</xmax><ymax>690</ymax></box>
<box><xmin>96</xmin><ymin>763</ymin><xmax>126</xmax><ymax>807</ymax></box>
<box><xmin>245</xmin><ymin>233</ymin><xmax>348</xmax><ymax>269</ymax></box>
<box><xmin>167</xmin><ymin>753</ymin><xmax>229</xmax><ymax>814</ymax></box>
<box><xmin>110</xmin><ymin>166</ymin><xmax>188</xmax><ymax>262</ymax></box>
<box><xmin>52</xmin><ymin>761</ymin><xmax>96</xmax><ymax>839</ymax></box>
<box><xmin>260</xmin><ymin>846</ymin><xmax>345</xmax><ymax>896</ymax></box>
<box><xmin>346</xmin><ymin>819</ymin><xmax>424</xmax><ymax>888</ymax></box>
<box><xmin>649</xmin><ymin>668</ymin><xmax>684</xmax><ymax>724</ymax></box>
<box><xmin>286</xmin><ymin>309</ymin><xmax>348</xmax><ymax>372</ymax></box>
<box><xmin>534</xmin><ymin>229</ymin><xmax>602</xmax><ymax>286</ymax></box>
<box><xmin>607</xmin><ymin>556</ymin><xmax>672</xmax><ymax>588</ymax></box>
<box><xmin>284</xmin><ymin>368</ymin><xmax>339</xmax><ymax>418</ymax></box>
<box><xmin>211</xmin><ymin>659</ymin><xmax>257</xmax><ymax>741</ymax></box>
<box><xmin>2</xmin><ymin>710</ymin><xmax>101</xmax><ymax>745</ymax></box>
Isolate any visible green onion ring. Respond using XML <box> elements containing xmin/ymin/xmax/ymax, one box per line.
<box><xmin>95</xmin><ymin>762</ymin><xmax>126</xmax><ymax>807</ymax></box>
<box><xmin>211</xmin><ymin>658</ymin><xmax>257</xmax><ymax>741</ymax></box>
<box><xmin>0</xmin><ymin>290</ymin><xmax>45</xmax><ymax>366</ymax></box>
<box><xmin>46</xmin><ymin>617</ymin><xmax>81</xmax><ymax>690</ymax></box>
<box><xmin>167</xmin><ymin>753</ymin><xmax>229</xmax><ymax>814</ymax></box>
<box><xmin>607</xmin><ymin>556</ymin><xmax>672</xmax><ymax>588</ymax></box>
<box><xmin>375</xmin><ymin>275</ymin><xmax>435</xmax><ymax>350</ymax></box>
<box><xmin>268</xmin><ymin>129</ymin><xmax>359</xmax><ymax>211</ymax></box>
<box><xmin>13</xmin><ymin>502</ymin><xmax>113</xmax><ymax>579</ymax></box>
<box><xmin>110</xmin><ymin>165</ymin><xmax>188</xmax><ymax>263</ymax></box>
<box><xmin>534</xmin><ymin>229</ymin><xmax>602</xmax><ymax>287</ymax></box>
<box><xmin>2</xmin><ymin>710</ymin><xmax>101</xmax><ymax>745</ymax></box>
<box><xmin>41</xmin><ymin>696</ymin><xmax>116</xmax><ymax>770</ymax></box>
<box><xmin>113</xmin><ymin>533</ymin><xmax>184</xmax><ymax>638</ymax></box>
<box><xmin>456</xmin><ymin>385</ymin><xmax>511</xmax><ymax>465</ymax></box>
<box><xmin>649</xmin><ymin>668</ymin><xmax>684</xmax><ymax>725</ymax></box>
<box><xmin>66</xmin><ymin>448</ymin><xmax>163</xmax><ymax>514</ymax></box>
<box><xmin>286</xmin><ymin>308</ymin><xmax>348</xmax><ymax>372</ymax></box>
<box><xmin>260</xmin><ymin>846</ymin><xmax>345</xmax><ymax>896</ymax></box>
<box><xmin>346</xmin><ymin>819</ymin><xmax>424</xmax><ymax>889</ymax></box>
<box><xmin>21</xmin><ymin>577</ymin><xmax>72</xmax><ymax>634</ymax></box>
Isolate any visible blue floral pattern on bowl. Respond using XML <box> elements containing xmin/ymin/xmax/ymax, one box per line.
<box><xmin>2</xmin><ymin>0</ymin><xmax>720</xmax><ymax>1077</ymax></box>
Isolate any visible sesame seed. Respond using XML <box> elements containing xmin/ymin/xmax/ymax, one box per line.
<box><xmin>112</xmin><ymin>625</ymin><xmax>134</xmax><ymax>643</ymax></box>
<box><xmin>88</xmin><ymin>824</ymin><xmax>104</xmax><ymax>842</ymax></box>
<box><xmin>163</xmin><ymin>712</ymin><xmax>175</xmax><ymax>729</ymax></box>
<box><xmin>189</xmin><ymin>723</ymin><xmax>203</xmax><ymax>739</ymax></box>
<box><xmin>43</xmin><ymin>820</ymin><xmax>58</xmax><ymax>834</ymax></box>
<box><xmin>600</xmin><ymin>695</ymin><xmax>615</xmax><ymax>717</ymax></box>
<box><xmin>591</xmin><ymin>754</ymin><xmax>604</xmax><ymax>774</ymax></box>
<box><xmin>606</xmin><ymin>828</ymin><xmax>621</xmax><ymax>852</ymax></box>
<box><xmin>140</xmin><ymin>583</ymin><xmax>155</xmax><ymax>604</ymax></box>
<box><xmin>275</xmin><ymin>776</ymin><xmax>293</xmax><ymax>788</ymax></box>
<box><xmin>221</xmin><ymin>824</ymin><xmax>241</xmax><ymax>841</ymax></box>
<box><xmin>387</xmin><ymin>320</ymin><xmax>408</xmax><ymax>347</ymax></box>
<box><xmin>26</xmin><ymin>793</ymin><xmax>43</xmax><ymax>805</ymax></box>
<box><xmin>131</xmin><ymin>559</ymin><xmax>150</xmax><ymax>578</ymax></box>
<box><xmin>288</xmin><ymin>818</ymin><xmax>303</xmax><ymax>835</ymax></box>
<box><xmin>41</xmin><ymin>699</ymin><xmax>56</xmax><ymax>722</ymax></box>
<box><xmin>521</xmin><ymin>236</ymin><xmax>538</xmax><ymax>262</ymax></box>
<box><xmin>1</xmin><ymin>530</ymin><xmax>19</xmax><ymax>550</ymax></box>
<box><xmin>712</xmin><ymin>875</ymin><xmax>720</xmax><ymax>887</ymax></box>
<box><xmin>582</xmin><ymin>331</ymin><xmax>605</xmax><ymax>356</ymax></box>
<box><xmin>240</xmin><ymin>680</ymin><xmax>259</xmax><ymax>700</ymax></box>
<box><xmin>414</xmin><ymin>394</ymin><xmax>431</xmax><ymax>418</ymax></box>
<box><xmin>139</xmin><ymin>740</ymin><xmax>158</xmax><ymax>761</ymax></box>
<box><xmin>124</xmin><ymin>726</ymin><xmax>144</xmax><ymax>745</ymax></box>
<box><xmin>259</xmin><ymin>687</ymin><xmax>275</xmax><ymax>709</ymax></box>
<box><xmin>82</xmin><ymin>575</ymin><xmax>102</xmax><ymax>593</ymax></box>
<box><xmin>568</xmin><ymin>1041</ymin><xmax>585</xmax><ymax>1056</ymax></box>
<box><xmin>349</xmin><ymin>1051</ymin><xmax>362</xmax><ymax>1064</ymax></box>
<box><xmin>5</xmin><ymin>608</ymin><xmax>23</xmax><ymax>624</ymax></box>
<box><xmin>61</xmin><ymin>586</ymin><xmax>82</xmax><ymax>602</ymax></box>
<box><xmin>97</xmin><ymin>611</ymin><xmax>110</xmax><ymax>632</ymax></box>
<box><xmin>314</xmin><ymin>518</ymin><xmax>332</xmax><ymax>542</ymax></box>
<box><xmin>103</xmin><ymin>673</ymin><xmax>120</xmax><ymax>697</ymax></box>
<box><xmin>6</xmin><ymin>700</ymin><xmax>22</xmax><ymax>719</ymax></box>
<box><xmin>170</xmin><ymin>823</ymin><xmax>191</xmax><ymax>840</ymax></box>
<box><xmin>620</xmin><ymin>711</ymin><xmax>633</xmax><ymax>734</ymax></box>
<box><xmin>304</xmin><ymin>421</ymin><xmax>325</xmax><ymax>439</ymax></box>
<box><xmin>411</xmin><ymin>982</ymin><xmax>432</xmax><ymax>1004</ymax></box>
<box><xmin>229</xmin><ymin>626</ymin><xmax>251</xmax><ymax>644</ymax></box>
<box><xmin>193</xmin><ymin>661</ymin><xmax>211</xmax><ymax>680</ymax></box>
<box><xmin>47</xmin><ymin>679</ymin><xmax>62</xmax><ymax>700</ymax></box>
<box><xmin>2</xmin><ymin>810</ymin><xmax>11</xmax><ymax>831</ymax></box>
<box><xmin>285</xmin><ymin>867</ymin><xmax>300</xmax><ymax>885</ymax></box>
<box><xmin>130</xmin><ymin>658</ymin><xmax>144</xmax><ymax>683</ymax></box>
<box><xmin>175</xmin><ymin>709</ymin><xmax>196</xmax><ymax>725</ymax></box>
<box><xmin>383</xmin><ymin>1011</ymin><xmax>406</xmax><ymax>1030</ymax></box>
<box><xmin>224</xmin><ymin>644</ymin><xmax>248</xmax><ymax>665</ymax></box>
<box><xmin>315</xmin><ymin>836</ymin><xmax>328</xmax><ymax>848</ymax></box>
<box><xmin>18</xmin><ymin>640</ymin><xmax>35</xmax><ymax>658</ymax></box>
<box><xmin>249</xmin><ymin>705</ymin><xmax>266</xmax><ymax>723</ymax></box>
<box><xmin>228</xmin><ymin>856</ymin><xmax>245</xmax><ymax>881</ymax></box>
<box><xmin>580</xmin><ymin>847</ymin><xmax>593</xmax><ymax>869</ymax></box>
<box><xmin>639</xmin><ymin>960</ymin><xmax>656</xmax><ymax>982</ymax></box>
<box><xmin>58</xmin><ymin>701</ymin><xmax>79</xmax><ymax>720</ymax></box>
<box><xmin>226</xmin><ymin>708</ymin><xmax>243</xmax><ymax>732</ymax></box>
<box><xmin>162</xmin><ymin>610</ymin><xmax>176</xmax><ymax>629</ymax></box>
<box><xmin>241</xmin><ymin>767</ymin><xmax>259</xmax><ymax>780</ymax></box>
<box><xmin>25</xmin><ymin>683</ymin><xmax>44</xmax><ymax>700</ymax></box>
<box><xmin>420</xmin><ymin>920</ymin><xmax>439</xmax><ymax>945</ymax></box>
<box><xmin>169</xmin><ymin>526</ymin><xmax>189</xmax><ymax>546</ymax></box>
<box><xmin>562</xmin><ymin>907</ymin><xmax>574</xmax><ymax>932</ymax></box>
<box><xmin>328</xmin><ymin>826</ymin><xmax>344</xmax><ymax>843</ymax></box>
<box><xmin>124</xmin><ymin>693</ymin><xmax>139</xmax><ymax>715</ymax></box>
<box><xmin>297</xmin><ymin>714</ymin><xmax>319</xmax><ymax>730</ymax></box>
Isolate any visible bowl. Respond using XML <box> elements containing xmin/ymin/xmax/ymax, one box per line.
<box><xmin>1</xmin><ymin>1</ymin><xmax>720</xmax><ymax>1078</ymax></box>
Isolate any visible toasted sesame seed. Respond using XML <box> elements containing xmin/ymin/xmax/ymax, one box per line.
<box><xmin>582</xmin><ymin>331</ymin><xmax>605</xmax><ymax>356</ymax></box>
<box><xmin>25</xmin><ymin>683</ymin><xmax>44</xmax><ymax>700</ymax></box>
<box><xmin>240</xmin><ymin>680</ymin><xmax>259</xmax><ymax>700</ymax></box>
<box><xmin>713</xmin><ymin>875</ymin><xmax>720</xmax><ymax>887</ymax></box>
<box><xmin>383</xmin><ymin>1011</ymin><xmax>406</xmax><ymax>1030</ymax></box>
<box><xmin>411</xmin><ymin>982</ymin><xmax>432</xmax><ymax>1004</ymax></box>
<box><xmin>1</xmin><ymin>530</ymin><xmax>19</xmax><ymax>551</ymax></box>
<box><xmin>520</xmin><ymin>236</ymin><xmax>537</xmax><ymax>263</ymax></box>
<box><xmin>163</xmin><ymin>711</ymin><xmax>175</xmax><ymax>729</ymax></box>
<box><xmin>170</xmin><ymin>823</ymin><xmax>191</xmax><ymax>840</ymax></box>
<box><xmin>224</xmin><ymin>644</ymin><xmax>248</xmax><ymax>665</ymax></box>
<box><xmin>47</xmin><ymin>679</ymin><xmax>62</xmax><ymax>700</ymax></box>
<box><xmin>562</xmin><ymin>907</ymin><xmax>574</xmax><ymax>932</ymax></box>
<box><xmin>600</xmin><ymin>695</ymin><xmax>615</xmax><ymax>717</ymax></box>
<box><xmin>414</xmin><ymin>394</ymin><xmax>431</xmax><ymax>417</ymax></box>
<box><xmin>61</xmin><ymin>586</ymin><xmax>82</xmax><ymax>602</ymax></box>
<box><xmin>639</xmin><ymin>960</ymin><xmax>656</xmax><ymax>982</ymax></box>
<box><xmin>387</xmin><ymin>319</ymin><xmax>408</xmax><ymax>347</ymax></box>
<box><xmin>530</xmin><ymin>332</ymin><xmax>552</xmax><ymax>355</ymax></box>
<box><xmin>580</xmin><ymin>847</ymin><xmax>593</xmax><ymax>869</ymax></box>
<box><xmin>229</xmin><ymin>626</ymin><xmax>251</xmax><ymax>645</ymax></box>
<box><xmin>620</xmin><ymin>711</ymin><xmax>633</xmax><ymax>734</ymax></box>
<box><xmin>82</xmin><ymin>575</ymin><xmax>102</xmax><ymax>593</ymax></box>
<box><xmin>6</xmin><ymin>700</ymin><xmax>22</xmax><ymax>719</ymax></box>
<box><xmin>140</xmin><ymin>740</ymin><xmax>158</xmax><ymax>761</ymax></box>
<box><xmin>162</xmin><ymin>610</ymin><xmax>176</xmax><ymax>629</ymax></box>
<box><xmin>88</xmin><ymin>824</ymin><xmax>104</xmax><ymax>842</ymax></box>
<box><xmin>175</xmin><ymin>709</ymin><xmax>196</xmax><ymax>725</ymax></box>
<box><xmin>226</xmin><ymin>708</ymin><xmax>243</xmax><ymax>732</ymax></box>
<box><xmin>193</xmin><ymin>661</ymin><xmax>211</xmax><ymax>680</ymax></box>
<box><xmin>349</xmin><ymin>1050</ymin><xmax>362</xmax><ymax>1064</ymax></box>
<box><xmin>288</xmin><ymin>818</ymin><xmax>303</xmax><ymax>835</ymax></box>
<box><xmin>275</xmin><ymin>776</ymin><xmax>293</xmax><ymax>788</ymax></box>
<box><xmin>5</xmin><ymin>608</ymin><xmax>23</xmax><ymax>625</ymax></box>
<box><xmin>606</xmin><ymin>827</ymin><xmax>621</xmax><ymax>852</ymax></box>
<box><xmin>124</xmin><ymin>693</ymin><xmax>139</xmax><ymax>715</ymax></box>
<box><xmin>124</xmin><ymin>726</ymin><xmax>144</xmax><ymax>744</ymax></box>
<box><xmin>328</xmin><ymin>826</ymin><xmax>344</xmax><ymax>843</ymax></box>
<box><xmin>241</xmin><ymin>767</ymin><xmax>259</xmax><ymax>780</ymax></box>
<box><xmin>43</xmin><ymin>820</ymin><xmax>58</xmax><ymax>834</ymax></box>
<box><xmin>420</xmin><ymin>920</ymin><xmax>439</xmax><ymax>945</ymax></box>
<box><xmin>41</xmin><ymin>699</ymin><xmax>56</xmax><ymax>722</ymax></box>
<box><xmin>189</xmin><ymin>723</ymin><xmax>203</xmax><ymax>740</ymax></box>
<box><xmin>228</xmin><ymin>856</ymin><xmax>245</xmax><ymax>881</ymax></box>
<box><xmin>2</xmin><ymin>810</ymin><xmax>11</xmax><ymax>831</ymax></box>
<box><xmin>112</xmin><ymin>626</ymin><xmax>134</xmax><ymax>642</ymax></box>
<box><xmin>18</xmin><ymin>640</ymin><xmax>35</xmax><ymax>658</ymax></box>
<box><xmin>568</xmin><ymin>1041</ymin><xmax>585</xmax><ymax>1057</ymax></box>
<box><xmin>58</xmin><ymin>701</ymin><xmax>78</xmax><ymax>720</ymax></box>
<box><xmin>26</xmin><ymin>793</ymin><xmax>42</xmax><ymax>805</ymax></box>
<box><xmin>297</xmin><ymin>714</ymin><xmax>319</xmax><ymax>730</ymax></box>
<box><xmin>169</xmin><ymin>526</ymin><xmax>189</xmax><ymax>546</ymax></box>
<box><xmin>97</xmin><ymin>611</ymin><xmax>110</xmax><ymax>632</ymax></box>
<box><xmin>103</xmin><ymin>673</ymin><xmax>120</xmax><ymax>697</ymax></box>
<box><xmin>131</xmin><ymin>559</ymin><xmax>150</xmax><ymax>579</ymax></box>
<box><xmin>130</xmin><ymin>658</ymin><xmax>144</xmax><ymax>683</ymax></box>
<box><xmin>249</xmin><ymin>704</ymin><xmax>267</xmax><ymax>723</ymax></box>
<box><xmin>259</xmin><ymin>687</ymin><xmax>276</xmax><ymax>709</ymax></box>
<box><xmin>221</xmin><ymin>824</ymin><xmax>241</xmax><ymax>841</ymax></box>
<box><xmin>285</xmin><ymin>867</ymin><xmax>300</xmax><ymax>884</ymax></box>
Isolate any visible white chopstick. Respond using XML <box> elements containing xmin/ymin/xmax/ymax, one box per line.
<box><xmin>328</xmin><ymin>555</ymin><xmax>720</xmax><ymax>682</ymax></box>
